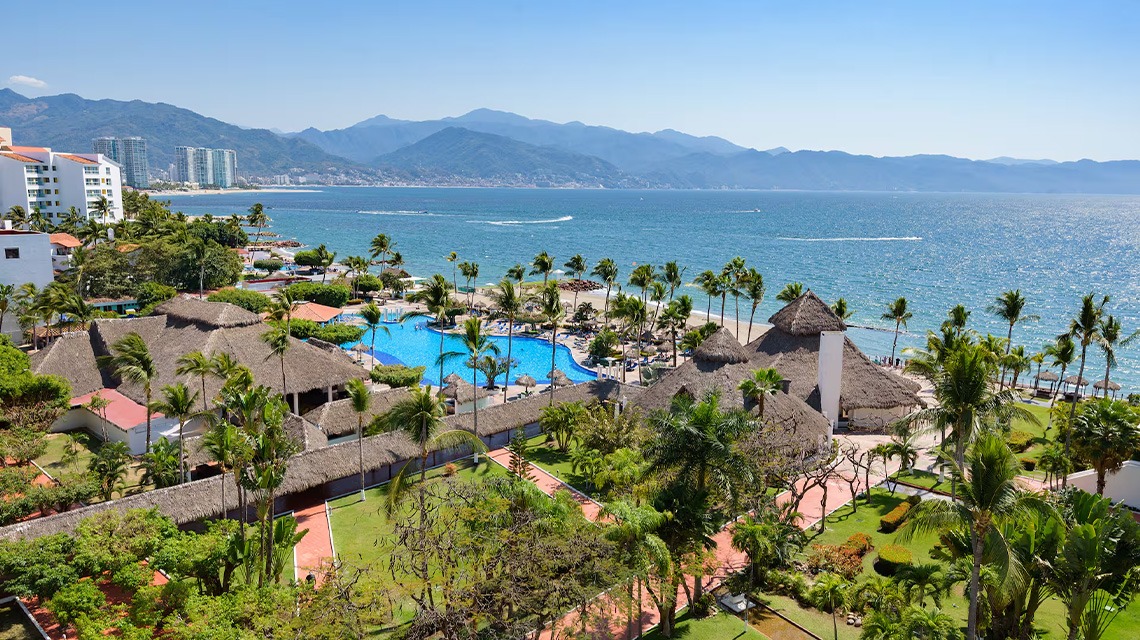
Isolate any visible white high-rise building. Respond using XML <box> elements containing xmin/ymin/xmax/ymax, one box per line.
<box><xmin>173</xmin><ymin>146</ymin><xmax>237</xmax><ymax>187</ymax></box>
<box><xmin>92</xmin><ymin>136</ymin><xmax>149</xmax><ymax>188</ymax></box>
<box><xmin>0</xmin><ymin>127</ymin><xmax>125</xmax><ymax>224</ymax></box>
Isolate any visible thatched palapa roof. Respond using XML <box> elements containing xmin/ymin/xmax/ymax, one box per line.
<box><xmin>1064</xmin><ymin>375</ymin><xmax>1089</xmax><ymax>386</ymax></box>
<box><xmin>30</xmin><ymin>331</ymin><xmax>104</xmax><ymax>397</ymax></box>
<box><xmin>768</xmin><ymin>291</ymin><xmax>847</xmax><ymax>336</ymax></box>
<box><xmin>446</xmin><ymin>380</ymin><xmax>639</xmax><ymax>437</ymax></box>
<box><xmin>1035</xmin><ymin>370</ymin><xmax>1059</xmax><ymax>382</ymax></box>
<box><xmin>302</xmin><ymin>387</ymin><xmax>413</xmax><ymax>437</ymax></box>
<box><xmin>1093</xmin><ymin>379</ymin><xmax>1121</xmax><ymax>391</ymax></box>
<box><xmin>693</xmin><ymin>328</ymin><xmax>750</xmax><ymax>364</ymax></box>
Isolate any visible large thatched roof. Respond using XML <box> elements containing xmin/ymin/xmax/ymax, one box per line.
<box><xmin>632</xmin><ymin>356</ymin><xmax>831</xmax><ymax>448</ymax></box>
<box><xmin>302</xmin><ymin>387</ymin><xmax>412</xmax><ymax>437</ymax></box>
<box><xmin>745</xmin><ymin>326</ymin><xmax>922</xmax><ymax>412</ymax></box>
<box><xmin>446</xmin><ymin>380</ymin><xmax>640</xmax><ymax>437</ymax></box>
<box><xmin>767</xmin><ymin>291</ymin><xmax>847</xmax><ymax>336</ymax></box>
<box><xmin>31</xmin><ymin>298</ymin><xmax>367</xmax><ymax>410</ymax></box>
<box><xmin>693</xmin><ymin>328</ymin><xmax>750</xmax><ymax>364</ymax></box>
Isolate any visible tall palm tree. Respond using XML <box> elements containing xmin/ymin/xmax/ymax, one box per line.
<box><xmin>564</xmin><ymin>254</ymin><xmax>588</xmax><ymax>308</ymax></box>
<box><xmin>176</xmin><ymin>351</ymin><xmax>215</xmax><ymax>412</ymax></box>
<box><xmin>742</xmin><ymin>268</ymin><xmax>765</xmax><ymax>343</ymax></box>
<box><xmin>342</xmin><ymin>255</ymin><xmax>370</xmax><ymax>298</ymax></box>
<box><xmin>313</xmin><ymin>244</ymin><xmax>337</xmax><ymax>285</ymax></box>
<box><xmin>489</xmin><ymin>279</ymin><xmax>527</xmax><ymax>402</ymax></box>
<box><xmin>988</xmin><ymin>289</ymin><xmax>1039</xmax><ymax>389</ymax></box>
<box><xmin>446</xmin><ymin>251</ymin><xmax>459</xmax><ymax>293</ymax></box>
<box><xmin>696</xmin><ymin>270</ymin><xmax>719</xmax><ymax>319</ymax></box>
<box><xmin>187</xmin><ymin>238</ymin><xmax>210</xmax><ymax>299</ymax></box>
<box><xmin>246</xmin><ymin>203</ymin><xmax>268</xmax><ymax>243</ymax></box>
<box><xmin>457</xmin><ymin>261</ymin><xmax>479</xmax><ymax>308</ymax></box>
<box><xmin>813</xmin><ymin>572</ymin><xmax>849</xmax><ymax>640</ymax></box>
<box><xmin>591</xmin><ymin>258</ymin><xmax>619</xmax><ymax>324</ymax></box>
<box><xmin>357</xmin><ymin>302</ymin><xmax>391</xmax><ymax>366</ymax></box>
<box><xmin>5</xmin><ymin>205</ymin><xmax>28</xmax><ymax>228</ymax></box>
<box><xmin>93</xmin><ymin>196</ymin><xmax>113</xmax><ymax>225</ymax></box>
<box><xmin>539</xmin><ymin>282</ymin><xmax>565</xmax><ymax>405</ymax></box>
<box><xmin>506</xmin><ymin>263</ymin><xmax>526</xmax><ymax>285</ymax></box>
<box><xmin>1029</xmin><ymin>350</ymin><xmax>1046</xmax><ymax>391</ymax></box>
<box><xmin>98</xmin><ymin>332</ymin><xmax>158</xmax><ymax>451</ymax></box>
<box><xmin>346</xmin><ymin>378</ymin><xmax>371</xmax><ymax>501</ymax></box>
<box><xmin>1062</xmin><ymin>293</ymin><xmax>1109</xmax><ymax>480</ymax></box>
<box><xmin>369</xmin><ymin>233</ymin><xmax>395</xmax><ymax>266</ymax></box>
<box><xmin>1044</xmin><ymin>335</ymin><xmax>1077</xmax><ymax>412</ymax></box>
<box><xmin>404</xmin><ymin>274</ymin><xmax>457</xmax><ymax>391</ymax></box>
<box><xmin>601</xmin><ymin>500</ymin><xmax>671</xmax><ymax>640</ymax></box>
<box><xmin>943</xmin><ymin>303</ymin><xmax>971</xmax><ymax>336</ymax></box>
<box><xmin>882</xmin><ymin>297</ymin><xmax>913</xmax><ymax>365</ymax></box>
<box><xmin>441</xmin><ymin>317</ymin><xmax>500</xmax><ymax>435</ymax></box>
<box><xmin>1096</xmin><ymin>315</ymin><xmax>1138</xmax><ymax>398</ymax></box>
<box><xmin>1071</xmin><ymin>398</ymin><xmax>1140</xmax><ymax>494</ymax></box>
<box><xmin>260</xmin><ymin>325</ymin><xmax>291</xmax><ymax>399</ymax></box>
<box><xmin>663</xmin><ymin>261</ymin><xmax>685</xmax><ymax>301</ymax></box>
<box><xmin>656</xmin><ymin>295</ymin><xmax>692</xmax><ymax>367</ymax></box>
<box><xmin>738</xmin><ymin>368</ymin><xmax>785</xmax><ymax>421</ymax></box>
<box><xmin>830</xmin><ymin>297</ymin><xmax>854</xmax><ymax>321</ymax></box>
<box><xmin>900</xmin><ymin>433</ymin><xmax>1043</xmax><ymax>640</ymax></box>
<box><xmin>724</xmin><ymin>256</ymin><xmax>747</xmax><ymax>339</ymax></box>
<box><xmin>614</xmin><ymin>294</ymin><xmax>648</xmax><ymax>384</ymax></box>
<box><xmin>776</xmin><ymin>282</ymin><xmax>804</xmax><ymax>303</ymax></box>
<box><xmin>150</xmin><ymin>383</ymin><xmax>204</xmax><ymax>483</ymax></box>
<box><xmin>530</xmin><ymin>251</ymin><xmax>555</xmax><ymax>287</ymax></box>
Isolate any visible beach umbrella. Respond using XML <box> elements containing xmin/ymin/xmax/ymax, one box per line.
<box><xmin>515</xmin><ymin>374</ymin><xmax>537</xmax><ymax>389</ymax></box>
<box><xmin>443</xmin><ymin>372</ymin><xmax>463</xmax><ymax>385</ymax></box>
<box><xmin>1093</xmin><ymin>379</ymin><xmax>1121</xmax><ymax>391</ymax></box>
<box><xmin>642</xmin><ymin>344</ymin><xmax>658</xmax><ymax>355</ymax></box>
<box><xmin>1064</xmin><ymin>375</ymin><xmax>1089</xmax><ymax>386</ymax></box>
<box><xmin>549</xmin><ymin>369</ymin><xmax>572</xmax><ymax>387</ymax></box>
<box><xmin>350</xmin><ymin>343</ymin><xmax>371</xmax><ymax>364</ymax></box>
<box><xmin>1035</xmin><ymin>370</ymin><xmax>1059</xmax><ymax>383</ymax></box>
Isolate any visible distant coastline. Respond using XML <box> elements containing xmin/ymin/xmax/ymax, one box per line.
<box><xmin>145</xmin><ymin>187</ymin><xmax>323</xmax><ymax>197</ymax></box>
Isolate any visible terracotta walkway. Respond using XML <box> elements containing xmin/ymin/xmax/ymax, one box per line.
<box><xmin>293</xmin><ymin>502</ymin><xmax>334</xmax><ymax>583</ymax></box>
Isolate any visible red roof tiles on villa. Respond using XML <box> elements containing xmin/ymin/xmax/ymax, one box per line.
<box><xmin>71</xmin><ymin>389</ymin><xmax>164</xmax><ymax>430</ymax></box>
<box><xmin>58</xmin><ymin>153</ymin><xmax>99</xmax><ymax>165</ymax></box>
<box><xmin>0</xmin><ymin>152</ymin><xmax>40</xmax><ymax>163</ymax></box>
<box><xmin>49</xmin><ymin>233</ymin><xmax>82</xmax><ymax>248</ymax></box>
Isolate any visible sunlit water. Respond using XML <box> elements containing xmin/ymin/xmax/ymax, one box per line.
<box><xmin>168</xmin><ymin>188</ymin><xmax>1140</xmax><ymax>394</ymax></box>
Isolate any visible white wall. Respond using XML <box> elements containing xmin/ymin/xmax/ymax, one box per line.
<box><xmin>51</xmin><ymin>407</ymin><xmax>184</xmax><ymax>455</ymax></box>
<box><xmin>817</xmin><ymin>330</ymin><xmax>844</xmax><ymax>434</ymax></box>
<box><xmin>0</xmin><ymin>230</ymin><xmax>53</xmax><ymax>289</ymax></box>
<box><xmin>0</xmin><ymin>148</ymin><xmax>123</xmax><ymax>224</ymax></box>
<box><xmin>1068</xmin><ymin>461</ymin><xmax>1140</xmax><ymax>509</ymax></box>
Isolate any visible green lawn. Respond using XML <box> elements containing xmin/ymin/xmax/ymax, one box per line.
<box><xmin>757</xmin><ymin>593</ymin><xmax>857</xmax><ymax>640</ymax></box>
<box><xmin>34</xmin><ymin>432</ymin><xmax>148</xmax><ymax>498</ymax></box>
<box><xmin>1010</xmin><ymin>402</ymin><xmax>1054</xmax><ymax>474</ymax></box>
<box><xmin>521</xmin><ymin>435</ymin><xmax>601</xmax><ymax>497</ymax></box>
<box><xmin>643</xmin><ymin>610</ymin><xmax>768</xmax><ymax>640</ymax></box>
<box><xmin>890</xmin><ymin>468</ymin><xmax>951</xmax><ymax>494</ymax></box>
<box><xmin>0</xmin><ymin>602</ymin><xmax>37</xmax><ymax>640</ymax></box>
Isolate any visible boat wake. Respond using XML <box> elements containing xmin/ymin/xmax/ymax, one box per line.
<box><xmin>476</xmin><ymin>215</ymin><xmax>574</xmax><ymax>226</ymax></box>
<box><xmin>777</xmin><ymin>236</ymin><xmax>923</xmax><ymax>242</ymax></box>
<box><xmin>357</xmin><ymin>210</ymin><xmax>451</xmax><ymax>217</ymax></box>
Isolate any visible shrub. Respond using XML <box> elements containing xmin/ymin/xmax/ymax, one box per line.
<box><xmin>879</xmin><ymin>502</ymin><xmax>912</xmax><ymax>533</ymax></box>
<box><xmin>313</xmin><ymin>323</ymin><xmax>365</xmax><ymax>345</ymax></box>
<box><xmin>134</xmin><ymin>282</ymin><xmax>176</xmax><ymax>310</ymax></box>
<box><xmin>111</xmin><ymin>562</ymin><xmax>151</xmax><ymax>594</ymax></box>
<box><xmin>764</xmin><ymin>569</ymin><xmax>809</xmax><ymax>604</ymax></box>
<box><xmin>905</xmin><ymin>494</ymin><xmax>923</xmax><ymax>505</ymax></box>
<box><xmin>207</xmin><ymin>288</ymin><xmax>270</xmax><ymax>313</ymax></box>
<box><xmin>691</xmin><ymin>592</ymin><xmax>716</xmax><ymax>618</ymax></box>
<box><xmin>284</xmin><ymin>282</ymin><xmax>351</xmax><ymax>308</ymax></box>
<box><xmin>873</xmin><ymin>544</ymin><xmax>913</xmax><ymax>576</ymax></box>
<box><xmin>48</xmin><ymin>580</ymin><xmax>107</xmax><ymax>625</ymax></box>
<box><xmin>1020</xmin><ymin>457</ymin><xmax>1037</xmax><ymax>471</ymax></box>
<box><xmin>371</xmin><ymin>364</ymin><xmax>426</xmax><ymax>388</ymax></box>
<box><xmin>443</xmin><ymin>463</ymin><xmax>458</xmax><ymax>477</ymax></box>
<box><xmin>278</xmin><ymin>318</ymin><xmax>320</xmax><ymax>339</ymax></box>
<box><xmin>347</xmin><ymin>298</ymin><xmax>365</xmax><ymax>306</ymax></box>
<box><xmin>253</xmin><ymin>259</ymin><xmax>283</xmax><ymax>273</ymax></box>
<box><xmin>843</xmin><ymin>532</ymin><xmax>874</xmax><ymax>555</ymax></box>
<box><xmin>1007</xmin><ymin>430</ymin><xmax>1034</xmax><ymax>453</ymax></box>
<box><xmin>807</xmin><ymin>544</ymin><xmax>864</xmax><ymax>580</ymax></box>
<box><xmin>355</xmin><ymin>273</ymin><xmax>383</xmax><ymax>293</ymax></box>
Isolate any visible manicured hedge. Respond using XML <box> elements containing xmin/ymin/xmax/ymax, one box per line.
<box><xmin>879</xmin><ymin>502</ymin><xmax>912</xmax><ymax>533</ymax></box>
<box><xmin>284</xmin><ymin>282</ymin><xmax>351</xmax><ymax>308</ymax></box>
<box><xmin>874</xmin><ymin>544</ymin><xmax>913</xmax><ymax>576</ymax></box>
<box><xmin>207</xmin><ymin>288</ymin><xmax>271</xmax><ymax>313</ymax></box>
<box><xmin>371</xmin><ymin>364</ymin><xmax>426</xmax><ymax>388</ymax></box>
<box><xmin>843</xmin><ymin>532</ymin><xmax>874</xmax><ymax>555</ymax></box>
<box><xmin>1007</xmin><ymin>430</ymin><xmax>1034</xmax><ymax>452</ymax></box>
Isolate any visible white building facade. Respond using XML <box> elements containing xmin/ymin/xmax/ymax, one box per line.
<box><xmin>0</xmin><ymin>227</ymin><xmax>54</xmax><ymax>289</ymax></box>
<box><xmin>0</xmin><ymin>129</ymin><xmax>125</xmax><ymax>224</ymax></box>
<box><xmin>174</xmin><ymin>145</ymin><xmax>237</xmax><ymax>187</ymax></box>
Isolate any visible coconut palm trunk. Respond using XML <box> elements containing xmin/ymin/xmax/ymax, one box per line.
<box><xmin>549</xmin><ymin>329</ymin><xmax>557</xmax><ymax>406</ymax></box>
<box><xmin>503</xmin><ymin>317</ymin><xmax>514</xmax><ymax>403</ymax></box>
<box><xmin>1062</xmin><ymin>346</ymin><xmax>1089</xmax><ymax>487</ymax></box>
<box><xmin>890</xmin><ymin>319</ymin><xmax>901</xmax><ymax>363</ymax></box>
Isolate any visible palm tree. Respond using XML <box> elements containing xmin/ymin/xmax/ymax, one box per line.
<box><xmin>531</xmin><ymin>251</ymin><xmax>555</xmax><ymax>287</ymax></box>
<box><xmin>89</xmin><ymin>441</ymin><xmax>130</xmax><ymax>501</ymax></box>
<box><xmin>591</xmin><ymin>258</ymin><xmax>619</xmax><ymax>324</ymax></box>
<box><xmin>988</xmin><ymin>290</ymin><xmax>1039</xmax><ymax>389</ymax></box>
<box><xmin>0</xmin><ymin>284</ymin><xmax>13</xmax><ymax>337</ymax></box>
<box><xmin>538</xmin><ymin>282</ymin><xmax>565</xmax><ymax>405</ymax></box>
<box><xmin>357</xmin><ymin>302</ymin><xmax>391</xmax><ymax>367</ymax></box>
<box><xmin>601</xmin><ymin>500</ymin><xmax>671</xmax><ymax>639</ymax></box>
<box><xmin>346</xmin><ymin>378</ymin><xmax>371</xmax><ymax>501</ymax></box>
<box><xmin>614</xmin><ymin>294</ymin><xmax>648</xmax><ymax>384</ymax></box>
<box><xmin>246</xmin><ymin>203</ymin><xmax>268</xmax><ymax>243</ymax></box>
<box><xmin>813</xmin><ymin>572</ymin><xmax>849</xmax><ymax>640</ymax></box>
<box><xmin>830</xmin><ymin>297</ymin><xmax>854</xmax><ymax>321</ymax></box>
<box><xmin>742</xmin><ymin>268</ymin><xmax>765</xmax><ymax>343</ymax></box>
<box><xmin>1044</xmin><ymin>335</ymin><xmax>1077</xmax><ymax>413</ymax></box>
<box><xmin>85</xmin><ymin>392</ymin><xmax>111</xmax><ymax>443</ymax></box>
<box><xmin>738</xmin><ymin>368</ymin><xmax>785</xmax><ymax>421</ymax></box>
<box><xmin>203</xmin><ymin>416</ymin><xmax>240</xmax><ymax>518</ymax></box>
<box><xmin>187</xmin><ymin>238</ymin><xmax>210</xmax><ymax>299</ymax></box>
<box><xmin>900</xmin><ymin>433</ymin><xmax>1042</xmax><ymax>640</ymax></box>
<box><xmin>628</xmin><ymin>263</ymin><xmax>656</xmax><ymax>305</ymax></box>
<box><xmin>1029</xmin><ymin>350</ymin><xmax>1046</xmax><ymax>391</ymax></box>
<box><xmin>663</xmin><ymin>261</ymin><xmax>685</xmax><ymax>301</ymax></box>
<box><xmin>489</xmin><ymin>279</ymin><xmax>527</xmax><ymax>402</ymax></box>
<box><xmin>696</xmin><ymin>270</ymin><xmax>719</xmax><ymax>319</ymax></box>
<box><xmin>313</xmin><ymin>244</ymin><xmax>336</xmax><ymax>285</ymax></box>
<box><xmin>1003</xmin><ymin>344</ymin><xmax>1031</xmax><ymax>391</ymax></box>
<box><xmin>656</xmin><ymin>295</ymin><xmax>692</xmax><ymax>367</ymax></box>
<box><xmin>1062</xmin><ymin>293</ymin><xmax>1109</xmax><ymax>481</ymax></box>
<box><xmin>150</xmin><ymin>383</ymin><xmax>204</xmax><ymax>483</ymax></box>
<box><xmin>457</xmin><ymin>261</ymin><xmax>479</xmax><ymax>308</ymax></box>
<box><xmin>342</xmin><ymin>256</ymin><xmax>370</xmax><ymax>298</ymax></box>
<box><xmin>369</xmin><ymin>233</ymin><xmax>395</xmax><ymax>266</ymax></box>
<box><xmin>5</xmin><ymin>205</ymin><xmax>28</xmax><ymax>228</ymax></box>
<box><xmin>176</xmin><ymin>351</ymin><xmax>215</xmax><ymax>412</ymax></box>
<box><xmin>93</xmin><ymin>196</ymin><xmax>113</xmax><ymax>225</ymax></box>
<box><xmin>1071</xmin><ymin>398</ymin><xmax>1140</xmax><ymax>494</ymax></box>
<box><xmin>98</xmin><ymin>332</ymin><xmax>158</xmax><ymax>452</ymax></box>
<box><xmin>895</xmin><ymin>563</ymin><xmax>946</xmax><ymax>606</ymax></box>
<box><xmin>260</xmin><ymin>325</ymin><xmax>291</xmax><ymax>398</ymax></box>
<box><xmin>446</xmin><ymin>251</ymin><xmax>459</xmax><ymax>292</ymax></box>
<box><xmin>1096</xmin><ymin>315</ymin><xmax>1138</xmax><ymax>398</ymax></box>
<box><xmin>724</xmin><ymin>257</ymin><xmax>747</xmax><ymax>338</ymax></box>
<box><xmin>564</xmin><ymin>254</ymin><xmax>588</xmax><ymax>308</ymax></box>
<box><xmin>404</xmin><ymin>274</ymin><xmax>457</xmax><ymax>391</ymax></box>
<box><xmin>506</xmin><ymin>263</ymin><xmax>526</xmax><ymax>285</ymax></box>
<box><xmin>776</xmin><ymin>282</ymin><xmax>804</xmax><ymax>303</ymax></box>
<box><xmin>943</xmin><ymin>303</ymin><xmax>971</xmax><ymax>336</ymax></box>
<box><xmin>441</xmin><ymin>317</ymin><xmax>500</xmax><ymax>435</ymax></box>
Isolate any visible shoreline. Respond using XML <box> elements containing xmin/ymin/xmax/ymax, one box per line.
<box><xmin>148</xmin><ymin>187</ymin><xmax>322</xmax><ymax>197</ymax></box>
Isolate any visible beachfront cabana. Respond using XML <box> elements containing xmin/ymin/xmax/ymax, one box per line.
<box><xmin>743</xmin><ymin>291</ymin><xmax>923</xmax><ymax>430</ymax></box>
<box><xmin>443</xmin><ymin>381</ymin><xmax>493</xmax><ymax>414</ymax></box>
<box><xmin>1063</xmin><ymin>375</ymin><xmax>1090</xmax><ymax>399</ymax></box>
<box><xmin>443</xmin><ymin>372</ymin><xmax>463</xmax><ymax>385</ymax></box>
<box><xmin>1093</xmin><ymin>379</ymin><xmax>1122</xmax><ymax>398</ymax></box>
<box><xmin>1034</xmin><ymin>370</ymin><xmax>1059</xmax><ymax>387</ymax></box>
<box><xmin>514</xmin><ymin>374</ymin><xmax>537</xmax><ymax>391</ymax></box>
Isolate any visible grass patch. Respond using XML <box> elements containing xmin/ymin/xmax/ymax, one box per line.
<box><xmin>0</xmin><ymin>602</ymin><xmax>37</xmax><ymax>640</ymax></box>
<box><xmin>890</xmin><ymin>468</ymin><xmax>950</xmax><ymax>494</ymax></box>
<box><xmin>522</xmin><ymin>435</ymin><xmax>600</xmax><ymax>497</ymax></box>
<box><xmin>758</xmin><ymin>593</ymin><xmax>858</xmax><ymax>640</ymax></box>
<box><xmin>643</xmin><ymin>610</ymin><xmax>768</xmax><ymax>640</ymax></box>
<box><xmin>34</xmin><ymin>433</ymin><xmax>148</xmax><ymax>498</ymax></box>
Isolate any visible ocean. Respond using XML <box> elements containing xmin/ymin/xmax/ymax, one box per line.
<box><xmin>165</xmin><ymin>188</ymin><xmax>1140</xmax><ymax>394</ymax></box>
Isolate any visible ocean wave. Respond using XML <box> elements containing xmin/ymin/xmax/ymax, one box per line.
<box><xmin>776</xmin><ymin>236</ymin><xmax>923</xmax><ymax>242</ymax></box>
<box><xmin>475</xmin><ymin>215</ymin><xmax>574</xmax><ymax>226</ymax></box>
<box><xmin>357</xmin><ymin>210</ymin><xmax>451</xmax><ymax>217</ymax></box>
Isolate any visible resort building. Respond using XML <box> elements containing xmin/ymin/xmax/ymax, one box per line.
<box><xmin>0</xmin><ymin>129</ymin><xmax>125</xmax><ymax>223</ymax></box>
<box><xmin>173</xmin><ymin>146</ymin><xmax>237</xmax><ymax>187</ymax></box>
<box><xmin>48</xmin><ymin>232</ymin><xmax>82</xmax><ymax>270</ymax></box>
<box><xmin>92</xmin><ymin>136</ymin><xmax>149</xmax><ymax>188</ymax></box>
<box><xmin>0</xmin><ymin>226</ymin><xmax>53</xmax><ymax>289</ymax></box>
<box><xmin>57</xmin><ymin>389</ymin><xmax>179</xmax><ymax>455</ymax></box>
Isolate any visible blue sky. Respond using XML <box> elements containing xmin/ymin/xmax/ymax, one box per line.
<box><xmin>4</xmin><ymin>1</ymin><xmax>1138</xmax><ymax>160</ymax></box>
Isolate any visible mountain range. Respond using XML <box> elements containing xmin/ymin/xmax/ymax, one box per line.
<box><xmin>4</xmin><ymin>89</ymin><xmax>1140</xmax><ymax>193</ymax></box>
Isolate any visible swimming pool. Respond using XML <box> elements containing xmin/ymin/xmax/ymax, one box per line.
<box><xmin>351</xmin><ymin>318</ymin><xmax>597</xmax><ymax>387</ymax></box>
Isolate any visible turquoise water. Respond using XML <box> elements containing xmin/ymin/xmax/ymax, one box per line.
<box><xmin>167</xmin><ymin>188</ymin><xmax>1140</xmax><ymax>393</ymax></box>
<box><xmin>356</xmin><ymin>317</ymin><xmax>595</xmax><ymax>387</ymax></box>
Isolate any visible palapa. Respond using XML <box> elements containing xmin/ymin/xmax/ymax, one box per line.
<box><xmin>693</xmin><ymin>328</ymin><xmax>750</xmax><ymax>364</ymax></box>
<box><xmin>1092</xmin><ymin>379</ymin><xmax>1121</xmax><ymax>391</ymax></box>
<box><xmin>1035</xmin><ymin>370</ymin><xmax>1059</xmax><ymax>382</ymax></box>
<box><xmin>1064</xmin><ymin>375</ymin><xmax>1090</xmax><ymax>386</ymax></box>
<box><xmin>514</xmin><ymin>374</ymin><xmax>537</xmax><ymax>388</ymax></box>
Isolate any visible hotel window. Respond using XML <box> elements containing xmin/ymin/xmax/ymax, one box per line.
<box><xmin>4</xmin><ymin>248</ymin><xmax>19</xmax><ymax>260</ymax></box>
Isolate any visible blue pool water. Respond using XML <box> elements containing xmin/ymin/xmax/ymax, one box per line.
<box><xmin>352</xmin><ymin>317</ymin><xmax>596</xmax><ymax>387</ymax></box>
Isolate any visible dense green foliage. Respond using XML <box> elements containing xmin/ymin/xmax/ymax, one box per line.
<box><xmin>370</xmin><ymin>364</ymin><xmax>425</xmax><ymax>388</ymax></box>
<box><xmin>206</xmin><ymin>288</ymin><xmax>270</xmax><ymax>313</ymax></box>
<box><xmin>282</xmin><ymin>282</ymin><xmax>352</xmax><ymax>308</ymax></box>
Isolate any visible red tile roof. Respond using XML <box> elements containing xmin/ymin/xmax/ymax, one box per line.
<box><xmin>59</xmin><ymin>153</ymin><xmax>99</xmax><ymax>165</ymax></box>
<box><xmin>261</xmin><ymin>301</ymin><xmax>344</xmax><ymax>324</ymax></box>
<box><xmin>49</xmin><ymin>233</ymin><xmax>82</xmax><ymax>248</ymax></box>
<box><xmin>70</xmin><ymin>389</ymin><xmax>164</xmax><ymax>430</ymax></box>
<box><xmin>0</xmin><ymin>151</ymin><xmax>40</xmax><ymax>163</ymax></box>
<box><xmin>8</xmin><ymin>145</ymin><xmax>47</xmax><ymax>153</ymax></box>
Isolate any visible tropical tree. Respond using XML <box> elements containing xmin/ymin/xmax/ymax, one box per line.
<box><xmin>260</xmin><ymin>325</ymin><xmax>291</xmax><ymax>399</ymax></box>
<box><xmin>187</xmin><ymin>238</ymin><xmax>210</xmax><ymax>299</ymax></box>
<box><xmin>696</xmin><ymin>269</ymin><xmax>720</xmax><ymax>319</ymax></box>
<box><xmin>1097</xmin><ymin>315</ymin><xmax>1138</xmax><ymax>397</ymax></box>
<box><xmin>5</xmin><ymin>205</ymin><xmax>28</xmax><ymax>228</ymax></box>
<box><xmin>85</xmin><ymin>392</ymin><xmax>111</xmax><ymax>443</ymax></box>
<box><xmin>441</xmin><ymin>317</ymin><xmax>500</xmax><ymax>435</ymax></box>
<box><xmin>776</xmin><ymin>282</ymin><xmax>804</xmax><ymax>303</ymax></box>
<box><xmin>738</xmin><ymin>368</ymin><xmax>785</xmax><ymax>421</ymax></box>
<box><xmin>403</xmin><ymin>274</ymin><xmax>457</xmax><ymax>391</ymax></box>
<box><xmin>813</xmin><ymin>572</ymin><xmax>850</xmax><ymax>640</ymax></box>
<box><xmin>900</xmin><ymin>433</ymin><xmax>1042</xmax><ymax>640</ymax></box>
<box><xmin>457</xmin><ymin>261</ymin><xmax>479</xmax><ymax>308</ymax></box>
<box><xmin>730</xmin><ymin>510</ymin><xmax>804</xmax><ymax>586</ymax></box>
<box><xmin>1071</xmin><ymin>398</ymin><xmax>1140</xmax><ymax>494</ymax></box>
<box><xmin>656</xmin><ymin>295</ymin><xmax>692</xmax><ymax>367</ymax></box>
<box><xmin>531</xmin><ymin>251</ymin><xmax>554</xmax><ymax>287</ymax></box>
<box><xmin>591</xmin><ymin>258</ymin><xmax>619</xmax><ymax>324</ymax></box>
<box><xmin>943</xmin><ymin>304</ymin><xmax>971</xmax><ymax>336</ymax></box>
<box><xmin>1062</xmin><ymin>293</ymin><xmax>1109</xmax><ymax>481</ymax></box>
<box><xmin>662</xmin><ymin>261</ymin><xmax>685</xmax><ymax>301</ymax></box>
<box><xmin>564</xmin><ymin>253</ymin><xmax>588</xmax><ymax>301</ymax></box>
<box><xmin>369</xmin><ymin>233</ymin><xmax>395</xmax><ymax>266</ymax></box>
<box><xmin>506</xmin><ymin>262</ymin><xmax>526</xmax><ymax>284</ymax></box>
<box><xmin>628</xmin><ymin>263</ymin><xmax>656</xmax><ymax>305</ymax></box>
<box><xmin>150</xmin><ymin>383</ymin><xmax>204</xmax><ymax>483</ymax></box>
<box><xmin>988</xmin><ymin>289</ymin><xmax>1039</xmax><ymax>388</ymax></box>
<box><xmin>202</xmin><ymin>416</ymin><xmax>240</xmax><ymax>518</ymax></box>
<box><xmin>88</xmin><ymin>441</ymin><xmax>130</xmax><ymax>501</ymax></box>
<box><xmin>538</xmin><ymin>282</ymin><xmax>565</xmax><ymax>405</ymax></box>
<box><xmin>895</xmin><ymin>563</ymin><xmax>947</xmax><ymax>607</ymax></box>
<box><xmin>0</xmin><ymin>284</ymin><xmax>13</xmax><ymax>337</ymax></box>
<box><xmin>742</xmin><ymin>268</ymin><xmax>765</xmax><ymax>343</ymax></box>
<box><xmin>346</xmin><ymin>378</ymin><xmax>371</xmax><ymax>501</ymax></box>
<box><xmin>489</xmin><ymin>279</ymin><xmax>527</xmax><ymax>402</ymax></box>
<box><xmin>1044</xmin><ymin>335</ymin><xmax>1077</xmax><ymax>419</ymax></box>
<box><xmin>614</xmin><ymin>294</ymin><xmax>648</xmax><ymax>384</ymax></box>
<box><xmin>357</xmin><ymin>302</ymin><xmax>391</xmax><ymax>365</ymax></box>
<box><xmin>831</xmin><ymin>297</ymin><xmax>854</xmax><ymax>321</ymax></box>
<box><xmin>93</xmin><ymin>196</ymin><xmax>113</xmax><ymax>225</ymax></box>
<box><xmin>1002</xmin><ymin>345</ymin><xmax>1031</xmax><ymax>391</ymax></box>
<box><xmin>176</xmin><ymin>351</ymin><xmax>215</xmax><ymax>412</ymax></box>
<box><xmin>601</xmin><ymin>500</ymin><xmax>672</xmax><ymax>639</ymax></box>
<box><xmin>724</xmin><ymin>257</ymin><xmax>747</xmax><ymax>338</ymax></box>
<box><xmin>141</xmin><ymin>437</ymin><xmax>182</xmax><ymax>488</ymax></box>
<box><xmin>98</xmin><ymin>332</ymin><xmax>158</xmax><ymax>452</ymax></box>
<box><xmin>342</xmin><ymin>255</ymin><xmax>370</xmax><ymax>298</ymax></box>
<box><xmin>446</xmin><ymin>251</ymin><xmax>459</xmax><ymax>292</ymax></box>
<box><xmin>246</xmin><ymin>203</ymin><xmax>268</xmax><ymax>243</ymax></box>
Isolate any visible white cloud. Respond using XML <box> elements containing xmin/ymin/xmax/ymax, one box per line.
<box><xmin>8</xmin><ymin>75</ymin><xmax>47</xmax><ymax>89</ymax></box>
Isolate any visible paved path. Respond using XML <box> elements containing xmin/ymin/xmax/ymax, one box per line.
<box><xmin>293</xmin><ymin>502</ymin><xmax>334</xmax><ymax>583</ymax></box>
